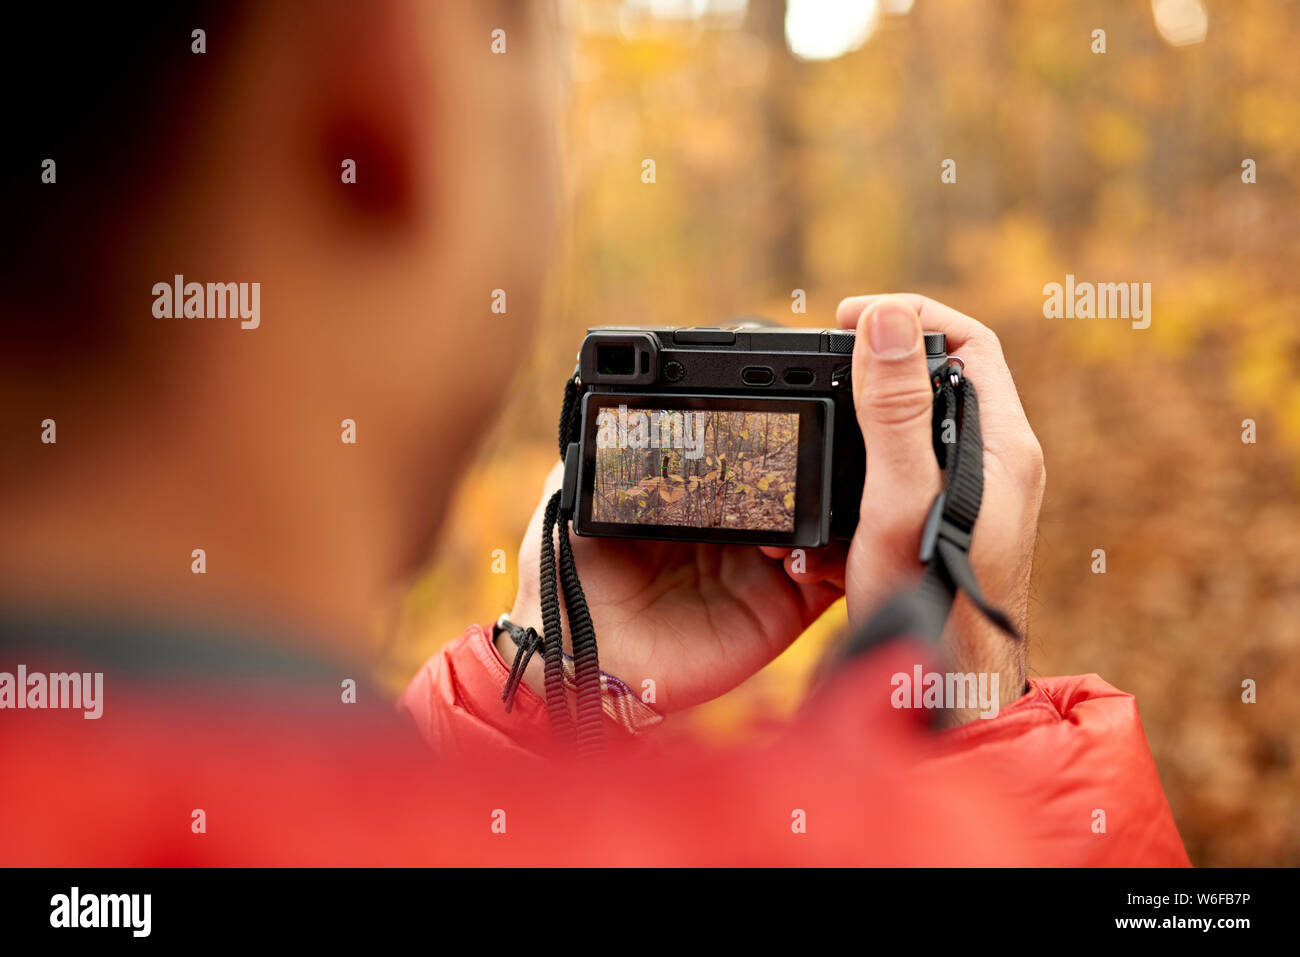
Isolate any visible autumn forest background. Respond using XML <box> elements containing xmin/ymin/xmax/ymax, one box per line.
<box><xmin>378</xmin><ymin>0</ymin><xmax>1300</xmax><ymax>866</ymax></box>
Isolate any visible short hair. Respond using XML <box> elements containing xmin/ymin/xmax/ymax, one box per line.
<box><xmin>1</xmin><ymin>3</ymin><xmax>247</xmax><ymax>353</ymax></box>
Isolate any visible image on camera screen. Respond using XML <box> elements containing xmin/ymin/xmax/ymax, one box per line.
<box><xmin>592</xmin><ymin>406</ymin><xmax>799</xmax><ymax>532</ymax></box>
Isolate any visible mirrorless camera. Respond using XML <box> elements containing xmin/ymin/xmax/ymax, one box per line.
<box><xmin>563</xmin><ymin>321</ymin><xmax>950</xmax><ymax>548</ymax></box>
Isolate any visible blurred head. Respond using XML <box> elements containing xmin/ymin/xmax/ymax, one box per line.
<box><xmin>0</xmin><ymin>1</ymin><xmax>562</xmax><ymax>650</ymax></box>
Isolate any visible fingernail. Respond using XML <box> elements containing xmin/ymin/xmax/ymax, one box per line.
<box><xmin>867</xmin><ymin>303</ymin><xmax>919</xmax><ymax>358</ymax></box>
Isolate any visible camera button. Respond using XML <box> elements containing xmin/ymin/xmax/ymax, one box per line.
<box><xmin>741</xmin><ymin>366</ymin><xmax>775</xmax><ymax>386</ymax></box>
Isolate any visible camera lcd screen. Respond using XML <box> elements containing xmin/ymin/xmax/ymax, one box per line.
<box><xmin>576</xmin><ymin>393</ymin><xmax>833</xmax><ymax>547</ymax></box>
<box><xmin>592</xmin><ymin>407</ymin><xmax>799</xmax><ymax>531</ymax></box>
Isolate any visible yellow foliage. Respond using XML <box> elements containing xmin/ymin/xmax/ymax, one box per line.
<box><xmin>1086</xmin><ymin>109</ymin><xmax>1149</xmax><ymax>170</ymax></box>
<box><xmin>383</xmin><ymin>0</ymin><xmax>1300</xmax><ymax>866</ymax></box>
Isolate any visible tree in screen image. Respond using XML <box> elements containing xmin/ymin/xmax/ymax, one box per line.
<box><xmin>593</xmin><ymin>409</ymin><xmax>798</xmax><ymax>532</ymax></box>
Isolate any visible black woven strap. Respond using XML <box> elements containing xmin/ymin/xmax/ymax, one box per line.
<box><xmin>917</xmin><ymin>374</ymin><xmax>1019</xmax><ymax>640</ymax></box>
<box><xmin>498</xmin><ymin>618</ymin><xmax>542</xmax><ymax>714</ymax></box>
<box><xmin>537</xmin><ymin>490</ymin><xmax>574</xmax><ymax>744</ymax></box>
<box><xmin>834</xmin><ymin>371</ymin><xmax>1019</xmax><ymax>665</ymax></box>
<box><xmin>505</xmin><ymin>372</ymin><xmax>605</xmax><ymax>759</ymax></box>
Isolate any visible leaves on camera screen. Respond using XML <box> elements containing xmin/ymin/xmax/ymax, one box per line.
<box><xmin>593</xmin><ymin>409</ymin><xmax>798</xmax><ymax>532</ymax></box>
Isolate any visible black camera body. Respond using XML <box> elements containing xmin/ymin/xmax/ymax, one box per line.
<box><xmin>565</xmin><ymin>321</ymin><xmax>950</xmax><ymax>548</ymax></box>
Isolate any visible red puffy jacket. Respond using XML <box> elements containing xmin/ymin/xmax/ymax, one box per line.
<box><xmin>399</xmin><ymin>624</ymin><xmax>1191</xmax><ymax>866</ymax></box>
<box><xmin>0</xmin><ymin>621</ymin><xmax>1188</xmax><ymax>866</ymax></box>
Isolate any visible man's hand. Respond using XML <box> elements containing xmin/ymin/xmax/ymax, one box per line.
<box><xmin>835</xmin><ymin>294</ymin><xmax>1046</xmax><ymax>712</ymax></box>
<box><xmin>500</xmin><ymin>294</ymin><xmax>1043</xmax><ymax>723</ymax></box>
<box><xmin>500</xmin><ymin>465</ymin><xmax>845</xmax><ymax>714</ymax></box>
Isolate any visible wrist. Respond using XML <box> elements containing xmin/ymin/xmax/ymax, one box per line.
<box><xmin>492</xmin><ymin>611</ymin><xmax>668</xmax><ymax>739</ymax></box>
<box><xmin>941</xmin><ymin>612</ymin><xmax>1029</xmax><ymax>722</ymax></box>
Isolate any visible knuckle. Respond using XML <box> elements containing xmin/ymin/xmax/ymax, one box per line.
<box><xmin>861</xmin><ymin>386</ymin><xmax>934</xmax><ymax>428</ymax></box>
<box><xmin>1018</xmin><ymin>433</ymin><xmax>1046</xmax><ymax>487</ymax></box>
<box><xmin>976</xmin><ymin>327</ymin><xmax>1003</xmax><ymax>355</ymax></box>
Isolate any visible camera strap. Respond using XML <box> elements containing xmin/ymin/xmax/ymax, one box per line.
<box><xmin>500</xmin><ymin>374</ymin><xmax>608</xmax><ymax>758</ymax></box>
<box><xmin>834</xmin><ymin>368</ymin><xmax>1019</xmax><ymax>663</ymax></box>
<box><xmin>919</xmin><ymin>370</ymin><xmax>1019</xmax><ymax>637</ymax></box>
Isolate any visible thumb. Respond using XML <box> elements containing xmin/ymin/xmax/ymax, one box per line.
<box><xmin>852</xmin><ymin>297</ymin><xmax>941</xmax><ymax>522</ymax></box>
